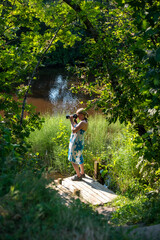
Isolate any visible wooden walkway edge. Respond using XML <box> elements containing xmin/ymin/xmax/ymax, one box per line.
<box><xmin>49</xmin><ymin>175</ymin><xmax>117</xmax><ymax>206</ymax></box>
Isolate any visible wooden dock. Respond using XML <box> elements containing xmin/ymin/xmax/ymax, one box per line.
<box><xmin>49</xmin><ymin>175</ymin><xmax>117</xmax><ymax>206</ymax></box>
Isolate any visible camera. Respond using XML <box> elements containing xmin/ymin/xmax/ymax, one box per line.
<box><xmin>66</xmin><ymin>114</ymin><xmax>77</xmax><ymax>119</ymax></box>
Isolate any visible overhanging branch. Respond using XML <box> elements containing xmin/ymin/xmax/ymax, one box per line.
<box><xmin>20</xmin><ymin>25</ymin><xmax>62</xmax><ymax>125</ymax></box>
<box><xmin>63</xmin><ymin>0</ymin><xmax>99</xmax><ymax>42</ymax></box>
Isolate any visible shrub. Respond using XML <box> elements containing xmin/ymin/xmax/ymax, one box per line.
<box><xmin>0</xmin><ymin>170</ymin><xmax>131</xmax><ymax>240</ymax></box>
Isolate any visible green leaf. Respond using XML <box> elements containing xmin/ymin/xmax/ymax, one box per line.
<box><xmin>155</xmin><ymin>48</ymin><xmax>160</xmax><ymax>62</ymax></box>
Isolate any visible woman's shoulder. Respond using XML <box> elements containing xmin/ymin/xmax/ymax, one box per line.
<box><xmin>80</xmin><ymin>120</ymin><xmax>88</xmax><ymax>130</ymax></box>
<box><xmin>80</xmin><ymin>120</ymin><xmax>88</xmax><ymax>124</ymax></box>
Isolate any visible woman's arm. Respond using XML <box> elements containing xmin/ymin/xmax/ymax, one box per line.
<box><xmin>71</xmin><ymin>121</ymin><xmax>85</xmax><ymax>133</ymax></box>
<box><xmin>70</xmin><ymin>115</ymin><xmax>86</xmax><ymax>133</ymax></box>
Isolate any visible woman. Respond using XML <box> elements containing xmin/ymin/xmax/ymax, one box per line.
<box><xmin>68</xmin><ymin>108</ymin><xmax>88</xmax><ymax>181</ymax></box>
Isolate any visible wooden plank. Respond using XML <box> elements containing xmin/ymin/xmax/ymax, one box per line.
<box><xmin>65</xmin><ymin>175</ymin><xmax>116</xmax><ymax>199</ymax></box>
<box><xmin>83</xmin><ymin>175</ymin><xmax>114</xmax><ymax>193</ymax></box>
<box><xmin>83</xmin><ymin>176</ymin><xmax>117</xmax><ymax>200</ymax></box>
<box><xmin>48</xmin><ymin>174</ymin><xmax>117</xmax><ymax>206</ymax></box>
<box><xmin>81</xmin><ymin>181</ymin><xmax>111</xmax><ymax>203</ymax></box>
<box><xmin>62</xmin><ymin>179</ymin><xmax>100</xmax><ymax>205</ymax></box>
<box><xmin>62</xmin><ymin>178</ymin><xmax>101</xmax><ymax>205</ymax></box>
<box><xmin>93</xmin><ymin>182</ymin><xmax>117</xmax><ymax>200</ymax></box>
<box><xmin>66</xmin><ymin>178</ymin><xmax>104</xmax><ymax>205</ymax></box>
<box><xmin>94</xmin><ymin>161</ymin><xmax>99</xmax><ymax>179</ymax></box>
<box><xmin>62</xmin><ymin>175</ymin><xmax>117</xmax><ymax>205</ymax></box>
<box><xmin>49</xmin><ymin>182</ymin><xmax>79</xmax><ymax>205</ymax></box>
<box><xmin>83</xmin><ymin>175</ymin><xmax>116</xmax><ymax>195</ymax></box>
<box><xmin>66</xmin><ymin>178</ymin><xmax>111</xmax><ymax>203</ymax></box>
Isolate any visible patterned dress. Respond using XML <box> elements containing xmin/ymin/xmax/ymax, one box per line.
<box><xmin>68</xmin><ymin>123</ymin><xmax>86</xmax><ymax>165</ymax></box>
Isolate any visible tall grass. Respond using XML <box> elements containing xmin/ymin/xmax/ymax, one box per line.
<box><xmin>85</xmin><ymin>114</ymin><xmax>124</xmax><ymax>155</ymax></box>
<box><xmin>27</xmin><ymin>114</ymin><xmax>69</xmax><ymax>173</ymax></box>
<box><xmin>27</xmin><ymin>113</ymin><xmax>140</xmax><ymax>194</ymax></box>
<box><xmin>108</xmin><ymin>193</ymin><xmax>160</xmax><ymax>226</ymax></box>
<box><xmin>105</xmin><ymin>125</ymin><xmax>140</xmax><ymax>195</ymax></box>
<box><xmin>27</xmin><ymin>114</ymin><xmax>67</xmax><ymax>156</ymax></box>
<box><xmin>5</xmin><ymin>113</ymin><xmax>159</xmax><ymax>230</ymax></box>
<box><xmin>27</xmin><ymin>113</ymin><xmax>123</xmax><ymax>174</ymax></box>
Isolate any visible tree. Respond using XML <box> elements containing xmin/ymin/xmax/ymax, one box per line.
<box><xmin>65</xmin><ymin>0</ymin><xmax>160</xmax><ymax>187</ymax></box>
<box><xmin>0</xmin><ymin>0</ymin><xmax>81</xmax><ymax>165</ymax></box>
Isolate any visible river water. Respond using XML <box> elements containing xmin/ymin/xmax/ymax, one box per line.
<box><xmin>27</xmin><ymin>67</ymin><xmax>90</xmax><ymax>116</ymax></box>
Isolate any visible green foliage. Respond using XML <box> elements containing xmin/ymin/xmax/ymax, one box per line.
<box><xmin>0</xmin><ymin>0</ymin><xmax>83</xmax><ymax>144</ymax></box>
<box><xmin>52</xmin><ymin>120</ymin><xmax>70</xmax><ymax>173</ymax></box>
<box><xmin>1</xmin><ymin>0</ymin><xmax>160</xmax><ymax>232</ymax></box>
<box><xmin>0</xmin><ymin>108</ymin><xmax>44</xmax><ymax>162</ymax></box>
<box><xmin>27</xmin><ymin>114</ymin><xmax>112</xmax><ymax>175</ymax></box>
<box><xmin>109</xmin><ymin>192</ymin><xmax>160</xmax><ymax>226</ymax></box>
<box><xmin>85</xmin><ymin>114</ymin><xmax>123</xmax><ymax>156</ymax></box>
<box><xmin>0</xmin><ymin>170</ymin><xmax>131</xmax><ymax>240</ymax></box>
<box><xmin>28</xmin><ymin>113</ymin><xmax>147</xmax><ymax>196</ymax></box>
<box><xmin>44</xmin><ymin>40</ymin><xmax>84</xmax><ymax>66</ymax></box>
<box><xmin>98</xmin><ymin>125</ymin><xmax>141</xmax><ymax>195</ymax></box>
<box><xmin>68</xmin><ymin>0</ymin><xmax>160</xmax><ymax>190</ymax></box>
<box><xmin>0</xmin><ymin>113</ymin><xmax>44</xmax><ymax>196</ymax></box>
<box><xmin>27</xmin><ymin>114</ymin><xmax>71</xmax><ymax>171</ymax></box>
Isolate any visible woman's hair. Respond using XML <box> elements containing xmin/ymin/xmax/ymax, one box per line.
<box><xmin>76</xmin><ymin>108</ymin><xmax>88</xmax><ymax>121</ymax></box>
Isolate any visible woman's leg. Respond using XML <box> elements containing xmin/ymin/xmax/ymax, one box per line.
<box><xmin>72</xmin><ymin>162</ymin><xmax>81</xmax><ymax>177</ymax></box>
<box><xmin>79</xmin><ymin>163</ymin><xmax>84</xmax><ymax>175</ymax></box>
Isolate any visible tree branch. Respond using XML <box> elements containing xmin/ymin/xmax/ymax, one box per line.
<box><xmin>20</xmin><ymin>25</ymin><xmax>62</xmax><ymax>125</ymax></box>
<box><xmin>63</xmin><ymin>0</ymin><xmax>99</xmax><ymax>42</ymax></box>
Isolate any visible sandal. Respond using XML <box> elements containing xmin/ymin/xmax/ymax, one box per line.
<box><xmin>71</xmin><ymin>175</ymin><xmax>82</xmax><ymax>181</ymax></box>
<box><xmin>81</xmin><ymin>174</ymin><xmax>85</xmax><ymax>178</ymax></box>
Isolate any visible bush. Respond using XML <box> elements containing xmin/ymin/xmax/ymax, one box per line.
<box><xmin>0</xmin><ymin>170</ymin><xmax>131</xmax><ymax>240</ymax></box>
<box><xmin>109</xmin><ymin>193</ymin><xmax>160</xmax><ymax>226</ymax></box>
<box><xmin>27</xmin><ymin>114</ymin><xmax>143</xmax><ymax>196</ymax></box>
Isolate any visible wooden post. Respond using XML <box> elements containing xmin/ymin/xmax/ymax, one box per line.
<box><xmin>73</xmin><ymin>189</ymin><xmax>80</xmax><ymax>197</ymax></box>
<box><xmin>94</xmin><ymin>161</ymin><xmax>99</xmax><ymax>180</ymax></box>
<box><xmin>57</xmin><ymin>178</ymin><xmax>62</xmax><ymax>184</ymax></box>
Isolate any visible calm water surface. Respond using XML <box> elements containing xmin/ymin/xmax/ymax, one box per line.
<box><xmin>28</xmin><ymin>67</ymin><xmax>88</xmax><ymax>115</ymax></box>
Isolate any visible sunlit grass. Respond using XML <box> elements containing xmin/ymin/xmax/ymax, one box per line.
<box><xmin>106</xmin><ymin>193</ymin><xmax>160</xmax><ymax>226</ymax></box>
<box><xmin>27</xmin><ymin>113</ymin><xmax>124</xmax><ymax>174</ymax></box>
<box><xmin>27</xmin><ymin>113</ymin><xmax>142</xmax><ymax>195</ymax></box>
<box><xmin>85</xmin><ymin>114</ymin><xmax>124</xmax><ymax>155</ymax></box>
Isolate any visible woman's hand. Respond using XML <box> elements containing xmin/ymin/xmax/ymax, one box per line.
<box><xmin>70</xmin><ymin>115</ymin><xmax>74</xmax><ymax>130</ymax></box>
<box><xmin>69</xmin><ymin>115</ymin><xmax>74</xmax><ymax>121</ymax></box>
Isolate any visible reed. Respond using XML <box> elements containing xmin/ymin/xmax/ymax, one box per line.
<box><xmin>27</xmin><ymin>113</ymin><xmax>151</xmax><ymax>197</ymax></box>
<box><xmin>27</xmin><ymin>113</ymin><xmax>124</xmax><ymax>174</ymax></box>
<box><xmin>85</xmin><ymin>114</ymin><xmax>124</xmax><ymax>155</ymax></box>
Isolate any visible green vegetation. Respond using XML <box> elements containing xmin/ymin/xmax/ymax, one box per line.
<box><xmin>109</xmin><ymin>193</ymin><xmax>160</xmax><ymax>226</ymax></box>
<box><xmin>0</xmin><ymin>0</ymin><xmax>160</xmax><ymax>238</ymax></box>
<box><xmin>27</xmin><ymin>113</ymin><xmax>160</xmax><ymax>227</ymax></box>
<box><xmin>27</xmin><ymin>114</ymin><xmax>125</xmax><ymax>179</ymax></box>
<box><xmin>26</xmin><ymin>114</ymin><xmax>144</xmax><ymax>196</ymax></box>
<box><xmin>0</xmin><ymin>171</ymin><xmax>130</xmax><ymax>240</ymax></box>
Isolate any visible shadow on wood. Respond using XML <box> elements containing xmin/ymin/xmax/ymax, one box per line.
<box><xmin>62</xmin><ymin>175</ymin><xmax>117</xmax><ymax>205</ymax></box>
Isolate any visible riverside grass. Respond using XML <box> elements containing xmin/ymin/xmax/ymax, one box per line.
<box><xmin>27</xmin><ymin>113</ymin><xmax>143</xmax><ymax>197</ymax></box>
<box><xmin>25</xmin><ymin>114</ymin><xmax>160</xmax><ymax>227</ymax></box>
<box><xmin>27</xmin><ymin>113</ymin><xmax>125</xmax><ymax>175</ymax></box>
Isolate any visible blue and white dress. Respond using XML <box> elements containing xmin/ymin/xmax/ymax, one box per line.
<box><xmin>68</xmin><ymin>124</ymin><xmax>86</xmax><ymax>165</ymax></box>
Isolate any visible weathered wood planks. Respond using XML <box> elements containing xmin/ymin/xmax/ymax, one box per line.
<box><xmin>61</xmin><ymin>175</ymin><xmax>117</xmax><ymax>205</ymax></box>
